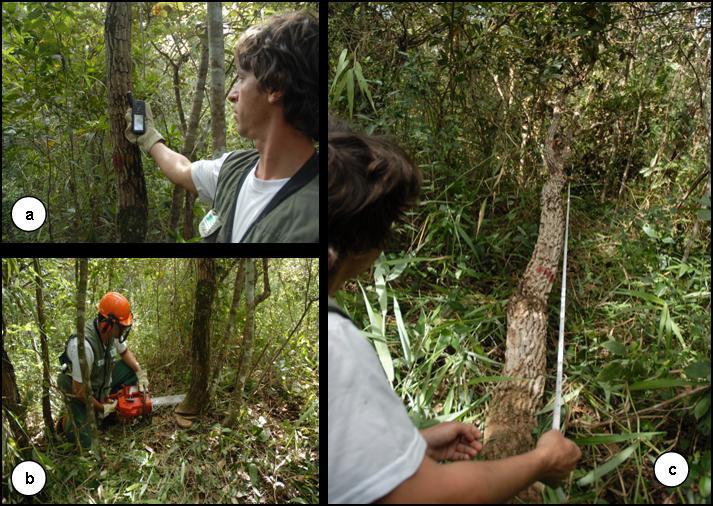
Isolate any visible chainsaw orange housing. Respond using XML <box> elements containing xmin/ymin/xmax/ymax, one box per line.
<box><xmin>107</xmin><ymin>385</ymin><xmax>152</xmax><ymax>418</ymax></box>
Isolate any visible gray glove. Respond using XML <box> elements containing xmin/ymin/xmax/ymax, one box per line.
<box><xmin>124</xmin><ymin>102</ymin><xmax>165</xmax><ymax>154</ymax></box>
<box><xmin>102</xmin><ymin>399</ymin><xmax>118</xmax><ymax>417</ymax></box>
<box><xmin>136</xmin><ymin>368</ymin><xmax>149</xmax><ymax>393</ymax></box>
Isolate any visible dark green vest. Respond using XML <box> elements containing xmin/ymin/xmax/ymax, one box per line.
<box><xmin>62</xmin><ymin>319</ymin><xmax>115</xmax><ymax>401</ymax></box>
<box><xmin>201</xmin><ymin>149</ymin><xmax>319</xmax><ymax>243</ymax></box>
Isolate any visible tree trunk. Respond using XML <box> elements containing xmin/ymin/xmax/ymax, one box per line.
<box><xmin>209</xmin><ymin>260</ymin><xmax>246</xmax><ymax>400</ymax></box>
<box><xmin>170</xmin><ymin>27</ymin><xmax>209</xmax><ymax>238</ymax></box>
<box><xmin>2</xmin><ymin>313</ymin><xmax>29</xmax><ymax>455</ymax></box>
<box><xmin>207</xmin><ymin>2</ymin><xmax>226</xmax><ymax>158</ymax></box>
<box><xmin>75</xmin><ymin>258</ymin><xmax>100</xmax><ymax>459</ymax></box>
<box><xmin>105</xmin><ymin>3</ymin><xmax>148</xmax><ymax>242</ymax></box>
<box><xmin>480</xmin><ymin>100</ymin><xmax>572</xmax><ymax>503</ymax></box>
<box><xmin>225</xmin><ymin>259</ymin><xmax>270</xmax><ymax>425</ymax></box>
<box><xmin>176</xmin><ymin>258</ymin><xmax>216</xmax><ymax>416</ymax></box>
<box><xmin>32</xmin><ymin>258</ymin><xmax>54</xmax><ymax>439</ymax></box>
<box><xmin>179</xmin><ymin>3</ymin><xmax>225</xmax><ymax>241</ymax></box>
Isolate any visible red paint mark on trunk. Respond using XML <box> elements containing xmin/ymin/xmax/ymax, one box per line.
<box><xmin>112</xmin><ymin>152</ymin><xmax>123</xmax><ymax>169</ymax></box>
<box><xmin>536</xmin><ymin>265</ymin><xmax>555</xmax><ymax>284</ymax></box>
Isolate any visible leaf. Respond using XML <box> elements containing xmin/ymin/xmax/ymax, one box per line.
<box><xmin>627</xmin><ymin>378</ymin><xmax>691</xmax><ymax>390</ymax></box>
<box><xmin>577</xmin><ymin>444</ymin><xmax>638</xmax><ymax>486</ymax></box>
<box><xmin>330</xmin><ymin>49</ymin><xmax>349</xmax><ymax>94</ymax></box>
<box><xmin>642</xmin><ymin>224</ymin><xmax>659</xmax><ymax>239</ymax></box>
<box><xmin>684</xmin><ymin>361</ymin><xmax>711</xmax><ymax>380</ymax></box>
<box><xmin>345</xmin><ymin>68</ymin><xmax>355</xmax><ymax>117</ymax></box>
<box><xmin>614</xmin><ymin>289</ymin><xmax>665</xmax><ymax>306</ymax></box>
<box><xmin>597</xmin><ymin>361</ymin><xmax>624</xmax><ymax>382</ymax></box>
<box><xmin>453</xmin><ymin>217</ymin><xmax>478</xmax><ymax>256</ymax></box>
<box><xmin>700</xmin><ymin>475</ymin><xmax>711</xmax><ymax>497</ymax></box>
<box><xmin>359</xmin><ymin>283</ymin><xmax>393</xmax><ymax>383</ymax></box>
<box><xmin>693</xmin><ymin>396</ymin><xmax>710</xmax><ymax>420</ymax></box>
<box><xmin>374</xmin><ymin>263</ymin><xmax>388</xmax><ymax>315</ymax></box>
<box><xmin>602</xmin><ymin>340</ymin><xmax>626</xmax><ymax>356</ymax></box>
<box><xmin>658</xmin><ymin>303</ymin><xmax>669</xmax><ymax>339</ymax></box>
<box><xmin>248</xmin><ymin>462</ymin><xmax>259</xmax><ymax>487</ymax></box>
<box><xmin>353</xmin><ymin>60</ymin><xmax>376</xmax><ymax>112</ymax></box>
<box><xmin>475</xmin><ymin>199</ymin><xmax>487</xmax><ymax>238</ymax></box>
<box><xmin>575</xmin><ymin>432</ymin><xmax>665</xmax><ymax>445</ymax></box>
<box><xmin>393</xmin><ymin>296</ymin><xmax>412</xmax><ymax>365</ymax></box>
<box><xmin>668</xmin><ymin>316</ymin><xmax>685</xmax><ymax>348</ymax></box>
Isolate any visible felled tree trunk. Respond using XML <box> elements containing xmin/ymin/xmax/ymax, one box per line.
<box><xmin>480</xmin><ymin>100</ymin><xmax>572</xmax><ymax>503</ymax></box>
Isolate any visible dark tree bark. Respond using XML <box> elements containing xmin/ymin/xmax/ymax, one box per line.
<box><xmin>176</xmin><ymin>258</ymin><xmax>216</xmax><ymax>416</ymax></box>
<box><xmin>2</xmin><ymin>313</ymin><xmax>29</xmax><ymax>454</ymax></box>
<box><xmin>105</xmin><ymin>2</ymin><xmax>148</xmax><ymax>242</ymax></box>
<box><xmin>480</xmin><ymin>99</ymin><xmax>573</xmax><ymax>503</ymax></box>
<box><xmin>32</xmin><ymin>258</ymin><xmax>54</xmax><ymax>438</ymax></box>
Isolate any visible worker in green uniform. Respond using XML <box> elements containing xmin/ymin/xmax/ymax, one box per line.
<box><xmin>56</xmin><ymin>292</ymin><xmax>149</xmax><ymax>449</ymax></box>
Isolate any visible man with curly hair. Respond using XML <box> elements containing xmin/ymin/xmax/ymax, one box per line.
<box><xmin>327</xmin><ymin>117</ymin><xmax>582</xmax><ymax>503</ymax></box>
<box><xmin>125</xmin><ymin>11</ymin><xmax>318</xmax><ymax>243</ymax></box>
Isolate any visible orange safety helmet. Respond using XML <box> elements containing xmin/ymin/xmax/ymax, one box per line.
<box><xmin>97</xmin><ymin>291</ymin><xmax>133</xmax><ymax>326</ymax></box>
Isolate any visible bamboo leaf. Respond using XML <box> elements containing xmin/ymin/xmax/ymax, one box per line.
<box><xmin>575</xmin><ymin>432</ymin><xmax>665</xmax><ymax>445</ymax></box>
<box><xmin>360</xmin><ymin>282</ymin><xmax>393</xmax><ymax>383</ymax></box>
<box><xmin>330</xmin><ymin>48</ymin><xmax>348</xmax><ymax>94</ymax></box>
<box><xmin>577</xmin><ymin>444</ymin><xmax>638</xmax><ymax>486</ymax></box>
<box><xmin>393</xmin><ymin>296</ymin><xmax>413</xmax><ymax>365</ymax></box>
<box><xmin>345</xmin><ymin>68</ymin><xmax>354</xmax><ymax>117</ymax></box>
<box><xmin>475</xmin><ymin>199</ymin><xmax>487</xmax><ymax>238</ymax></box>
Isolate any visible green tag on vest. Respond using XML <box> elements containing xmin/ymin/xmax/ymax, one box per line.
<box><xmin>199</xmin><ymin>209</ymin><xmax>222</xmax><ymax>238</ymax></box>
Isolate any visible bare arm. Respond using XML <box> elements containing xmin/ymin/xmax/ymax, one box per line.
<box><xmin>377</xmin><ymin>450</ymin><xmax>548</xmax><ymax>504</ymax></box>
<box><xmin>120</xmin><ymin>348</ymin><xmax>141</xmax><ymax>372</ymax></box>
<box><xmin>148</xmin><ymin>142</ymin><xmax>197</xmax><ymax>194</ymax></box>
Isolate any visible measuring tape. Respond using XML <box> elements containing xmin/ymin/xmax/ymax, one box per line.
<box><xmin>552</xmin><ymin>183</ymin><xmax>571</xmax><ymax>431</ymax></box>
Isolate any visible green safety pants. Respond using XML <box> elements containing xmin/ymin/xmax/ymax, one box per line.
<box><xmin>56</xmin><ymin>359</ymin><xmax>138</xmax><ymax>449</ymax></box>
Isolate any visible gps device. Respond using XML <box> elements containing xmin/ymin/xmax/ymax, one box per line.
<box><xmin>127</xmin><ymin>92</ymin><xmax>146</xmax><ymax>135</ymax></box>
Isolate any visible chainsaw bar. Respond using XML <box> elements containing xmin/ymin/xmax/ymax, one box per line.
<box><xmin>151</xmin><ymin>394</ymin><xmax>186</xmax><ymax>408</ymax></box>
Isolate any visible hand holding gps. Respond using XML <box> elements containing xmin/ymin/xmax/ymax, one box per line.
<box><xmin>127</xmin><ymin>92</ymin><xmax>146</xmax><ymax>135</ymax></box>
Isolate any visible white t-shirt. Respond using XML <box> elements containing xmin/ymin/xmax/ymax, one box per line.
<box><xmin>191</xmin><ymin>152</ymin><xmax>289</xmax><ymax>242</ymax></box>
<box><xmin>328</xmin><ymin>297</ymin><xmax>426</xmax><ymax>504</ymax></box>
<box><xmin>66</xmin><ymin>336</ymin><xmax>127</xmax><ymax>383</ymax></box>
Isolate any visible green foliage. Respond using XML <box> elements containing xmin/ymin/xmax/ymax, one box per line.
<box><xmin>329</xmin><ymin>48</ymin><xmax>376</xmax><ymax>118</ymax></box>
<box><xmin>2</xmin><ymin>2</ymin><xmax>315</xmax><ymax>242</ymax></box>
<box><xmin>331</xmin><ymin>3</ymin><xmax>710</xmax><ymax>503</ymax></box>
<box><xmin>2</xmin><ymin>257</ymin><xmax>318</xmax><ymax>503</ymax></box>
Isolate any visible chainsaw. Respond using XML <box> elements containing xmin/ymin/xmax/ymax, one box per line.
<box><xmin>107</xmin><ymin>385</ymin><xmax>185</xmax><ymax>420</ymax></box>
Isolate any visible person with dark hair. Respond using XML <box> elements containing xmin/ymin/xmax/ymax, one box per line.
<box><xmin>327</xmin><ymin>118</ymin><xmax>581</xmax><ymax>503</ymax></box>
<box><xmin>327</xmin><ymin>116</ymin><xmax>421</xmax><ymax>283</ymax></box>
<box><xmin>125</xmin><ymin>11</ymin><xmax>318</xmax><ymax>243</ymax></box>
